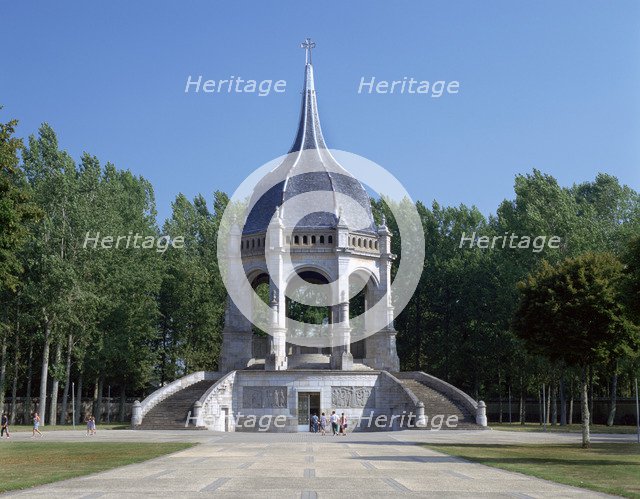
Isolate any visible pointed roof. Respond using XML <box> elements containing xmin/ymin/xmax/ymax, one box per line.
<box><xmin>243</xmin><ymin>44</ymin><xmax>376</xmax><ymax>236</ymax></box>
<box><xmin>288</xmin><ymin>63</ymin><xmax>328</xmax><ymax>153</ymax></box>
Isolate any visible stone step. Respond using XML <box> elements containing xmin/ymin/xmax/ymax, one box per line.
<box><xmin>137</xmin><ymin>379</ymin><xmax>215</xmax><ymax>429</ymax></box>
<box><xmin>394</xmin><ymin>374</ymin><xmax>482</xmax><ymax>430</ymax></box>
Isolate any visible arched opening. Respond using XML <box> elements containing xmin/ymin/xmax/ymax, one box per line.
<box><xmin>320</xmin><ymin>235</ymin><xmax>325</xmax><ymax>244</ymax></box>
<box><xmin>285</xmin><ymin>269</ymin><xmax>331</xmax><ymax>355</ymax></box>
<box><xmin>348</xmin><ymin>271</ymin><xmax>379</xmax><ymax>361</ymax></box>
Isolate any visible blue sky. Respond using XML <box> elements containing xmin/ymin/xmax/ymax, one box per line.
<box><xmin>2</xmin><ymin>1</ymin><xmax>639</xmax><ymax>223</ymax></box>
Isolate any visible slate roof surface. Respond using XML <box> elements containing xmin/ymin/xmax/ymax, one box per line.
<box><xmin>243</xmin><ymin>63</ymin><xmax>376</xmax><ymax>236</ymax></box>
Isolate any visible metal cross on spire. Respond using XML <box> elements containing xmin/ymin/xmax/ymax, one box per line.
<box><xmin>301</xmin><ymin>38</ymin><xmax>316</xmax><ymax>64</ymax></box>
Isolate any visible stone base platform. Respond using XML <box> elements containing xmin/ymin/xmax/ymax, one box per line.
<box><xmin>134</xmin><ymin>370</ymin><xmax>485</xmax><ymax>433</ymax></box>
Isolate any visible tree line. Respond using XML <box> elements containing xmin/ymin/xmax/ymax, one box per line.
<box><xmin>376</xmin><ymin>167</ymin><xmax>640</xmax><ymax>446</ymax></box>
<box><xmin>0</xmin><ymin>117</ymin><xmax>228</xmax><ymax>424</ymax></box>
<box><xmin>1</xmin><ymin>114</ymin><xmax>639</xmax><ymax>438</ymax></box>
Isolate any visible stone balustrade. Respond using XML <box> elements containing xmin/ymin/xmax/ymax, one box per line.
<box><xmin>131</xmin><ymin>370</ymin><xmax>219</xmax><ymax>427</ymax></box>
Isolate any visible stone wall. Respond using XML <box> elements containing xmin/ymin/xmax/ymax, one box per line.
<box><xmin>197</xmin><ymin>370</ymin><xmax>420</xmax><ymax>433</ymax></box>
<box><xmin>197</xmin><ymin>371</ymin><xmax>237</xmax><ymax>431</ymax></box>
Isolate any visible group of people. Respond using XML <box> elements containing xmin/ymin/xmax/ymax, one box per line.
<box><xmin>0</xmin><ymin>412</ymin><xmax>98</xmax><ymax>439</ymax></box>
<box><xmin>1</xmin><ymin>412</ymin><xmax>38</xmax><ymax>439</ymax></box>
<box><xmin>310</xmin><ymin>410</ymin><xmax>348</xmax><ymax>436</ymax></box>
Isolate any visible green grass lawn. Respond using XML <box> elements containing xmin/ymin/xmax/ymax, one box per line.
<box><xmin>423</xmin><ymin>442</ymin><xmax>640</xmax><ymax>498</ymax></box>
<box><xmin>0</xmin><ymin>441</ymin><xmax>194</xmax><ymax>493</ymax></box>
<box><xmin>7</xmin><ymin>423</ymin><xmax>128</xmax><ymax>432</ymax></box>
<box><xmin>491</xmin><ymin>422</ymin><xmax>639</xmax><ymax>434</ymax></box>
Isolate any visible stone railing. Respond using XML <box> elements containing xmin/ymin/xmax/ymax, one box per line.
<box><xmin>348</xmin><ymin>233</ymin><xmax>379</xmax><ymax>253</ymax></box>
<box><xmin>410</xmin><ymin>371</ymin><xmax>486</xmax><ymax>426</ymax></box>
<box><xmin>381</xmin><ymin>371</ymin><xmax>420</xmax><ymax>405</ymax></box>
<box><xmin>378</xmin><ymin>371</ymin><xmax>423</xmax><ymax>429</ymax></box>
<box><xmin>131</xmin><ymin>371</ymin><xmax>219</xmax><ymax>427</ymax></box>
<box><xmin>196</xmin><ymin>371</ymin><xmax>237</xmax><ymax>430</ymax></box>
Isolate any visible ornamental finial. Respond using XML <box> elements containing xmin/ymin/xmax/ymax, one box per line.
<box><xmin>301</xmin><ymin>38</ymin><xmax>316</xmax><ymax>64</ymax></box>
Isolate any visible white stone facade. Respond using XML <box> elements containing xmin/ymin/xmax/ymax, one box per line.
<box><xmin>219</xmin><ymin>217</ymin><xmax>400</xmax><ymax>373</ymax></box>
<box><xmin>198</xmin><ymin>370</ymin><xmax>417</xmax><ymax>433</ymax></box>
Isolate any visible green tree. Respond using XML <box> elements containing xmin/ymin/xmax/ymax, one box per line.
<box><xmin>0</xmin><ymin>112</ymin><xmax>39</xmax><ymax>414</ymax></box>
<box><xmin>21</xmin><ymin>123</ymin><xmax>78</xmax><ymax>424</ymax></box>
<box><xmin>513</xmin><ymin>252</ymin><xmax>640</xmax><ymax>447</ymax></box>
<box><xmin>157</xmin><ymin>191</ymin><xmax>227</xmax><ymax>382</ymax></box>
<box><xmin>0</xmin><ymin>113</ymin><xmax>38</xmax><ymax>291</ymax></box>
<box><xmin>623</xmin><ymin>236</ymin><xmax>640</xmax><ymax>321</ymax></box>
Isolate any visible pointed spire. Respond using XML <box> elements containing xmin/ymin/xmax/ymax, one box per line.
<box><xmin>289</xmin><ymin>39</ymin><xmax>328</xmax><ymax>153</ymax></box>
<box><xmin>377</xmin><ymin>214</ymin><xmax>390</xmax><ymax>236</ymax></box>
<box><xmin>337</xmin><ymin>206</ymin><xmax>348</xmax><ymax>228</ymax></box>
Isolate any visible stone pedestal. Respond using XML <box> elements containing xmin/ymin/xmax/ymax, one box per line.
<box><xmin>331</xmin><ymin>350</ymin><xmax>354</xmax><ymax>370</ymax></box>
<box><xmin>220</xmin><ymin>329</ymin><xmax>253</xmax><ymax>373</ymax></box>
<box><xmin>364</xmin><ymin>329</ymin><xmax>400</xmax><ymax>371</ymax></box>
<box><xmin>131</xmin><ymin>400</ymin><xmax>142</xmax><ymax>427</ymax></box>
<box><xmin>476</xmin><ymin>400</ymin><xmax>488</xmax><ymax>427</ymax></box>
<box><xmin>265</xmin><ymin>328</ymin><xmax>288</xmax><ymax>371</ymax></box>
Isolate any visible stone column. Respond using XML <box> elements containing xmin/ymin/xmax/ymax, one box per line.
<box><xmin>220</xmin><ymin>297</ymin><xmax>254</xmax><ymax>373</ymax></box>
<box><xmin>331</xmin><ymin>292</ymin><xmax>353</xmax><ymax>370</ymax></box>
<box><xmin>416</xmin><ymin>401</ymin><xmax>426</xmax><ymax>427</ymax></box>
<box><xmin>266</xmin><ymin>286</ymin><xmax>287</xmax><ymax>371</ymax></box>
<box><xmin>364</xmin><ymin>217</ymin><xmax>400</xmax><ymax>371</ymax></box>
<box><xmin>265</xmin><ymin>210</ymin><xmax>287</xmax><ymax>371</ymax></box>
<box><xmin>219</xmin><ymin>224</ymin><xmax>254</xmax><ymax>373</ymax></box>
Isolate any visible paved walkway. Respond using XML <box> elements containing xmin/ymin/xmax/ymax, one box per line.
<box><xmin>5</xmin><ymin>429</ymin><xmax>624</xmax><ymax>498</ymax></box>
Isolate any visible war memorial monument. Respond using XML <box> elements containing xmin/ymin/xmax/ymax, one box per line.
<box><xmin>131</xmin><ymin>40</ymin><xmax>487</xmax><ymax>433</ymax></box>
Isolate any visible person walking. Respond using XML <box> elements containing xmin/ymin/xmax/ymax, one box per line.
<box><xmin>311</xmin><ymin>413</ymin><xmax>319</xmax><ymax>433</ymax></box>
<box><xmin>1</xmin><ymin>412</ymin><xmax>10</xmax><ymax>439</ymax></box>
<box><xmin>86</xmin><ymin>415</ymin><xmax>97</xmax><ymax>436</ymax></box>
<box><xmin>31</xmin><ymin>412</ymin><xmax>43</xmax><ymax>438</ymax></box>
<box><xmin>319</xmin><ymin>412</ymin><xmax>327</xmax><ymax>436</ymax></box>
<box><xmin>330</xmin><ymin>410</ymin><xmax>339</xmax><ymax>435</ymax></box>
<box><xmin>340</xmin><ymin>412</ymin><xmax>348</xmax><ymax>436</ymax></box>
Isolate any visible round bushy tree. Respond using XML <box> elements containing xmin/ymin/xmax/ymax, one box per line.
<box><xmin>513</xmin><ymin>252</ymin><xmax>639</xmax><ymax>448</ymax></box>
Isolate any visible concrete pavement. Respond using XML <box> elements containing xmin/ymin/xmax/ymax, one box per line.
<box><xmin>3</xmin><ymin>429</ymin><xmax>625</xmax><ymax>498</ymax></box>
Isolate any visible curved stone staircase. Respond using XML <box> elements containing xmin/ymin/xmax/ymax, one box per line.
<box><xmin>135</xmin><ymin>370</ymin><xmax>484</xmax><ymax>431</ymax></box>
<box><xmin>393</xmin><ymin>372</ymin><xmax>483</xmax><ymax>429</ymax></box>
<box><xmin>137</xmin><ymin>380</ymin><xmax>214</xmax><ymax>430</ymax></box>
